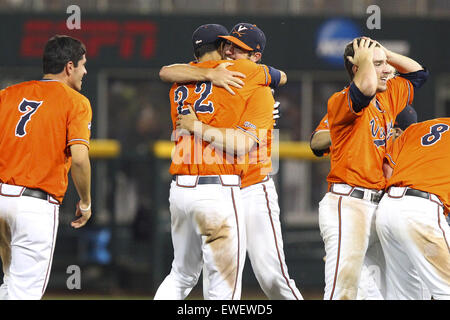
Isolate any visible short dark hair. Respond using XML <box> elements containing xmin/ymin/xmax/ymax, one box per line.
<box><xmin>343</xmin><ymin>37</ymin><xmax>379</xmax><ymax>81</ymax></box>
<box><xmin>43</xmin><ymin>35</ymin><xmax>86</xmax><ymax>74</ymax></box>
<box><xmin>194</xmin><ymin>39</ymin><xmax>224</xmax><ymax>60</ymax></box>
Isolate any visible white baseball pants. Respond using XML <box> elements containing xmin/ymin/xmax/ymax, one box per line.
<box><xmin>0</xmin><ymin>184</ymin><xmax>59</xmax><ymax>300</ymax></box>
<box><xmin>241</xmin><ymin>177</ymin><xmax>302</xmax><ymax>300</ymax></box>
<box><xmin>154</xmin><ymin>175</ymin><xmax>246</xmax><ymax>300</ymax></box>
<box><xmin>319</xmin><ymin>184</ymin><xmax>384</xmax><ymax>300</ymax></box>
<box><xmin>376</xmin><ymin>187</ymin><xmax>450</xmax><ymax>300</ymax></box>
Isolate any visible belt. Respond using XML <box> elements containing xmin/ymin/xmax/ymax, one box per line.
<box><xmin>349</xmin><ymin>189</ymin><xmax>383</xmax><ymax>204</ymax></box>
<box><xmin>330</xmin><ymin>183</ymin><xmax>383</xmax><ymax>204</ymax></box>
<box><xmin>22</xmin><ymin>188</ymin><xmax>48</xmax><ymax>201</ymax></box>
<box><xmin>404</xmin><ymin>188</ymin><xmax>431</xmax><ymax>200</ymax></box>
<box><xmin>172</xmin><ymin>176</ymin><xmax>221</xmax><ymax>185</ymax></box>
<box><xmin>0</xmin><ymin>183</ymin><xmax>59</xmax><ymax>204</ymax></box>
<box><xmin>387</xmin><ymin>187</ymin><xmax>443</xmax><ymax>207</ymax></box>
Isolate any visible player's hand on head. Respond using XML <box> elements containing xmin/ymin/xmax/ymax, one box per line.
<box><xmin>347</xmin><ymin>37</ymin><xmax>376</xmax><ymax>66</ymax></box>
<box><xmin>210</xmin><ymin>62</ymin><xmax>245</xmax><ymax>95</ymax></box>
<box><xmin>72</xmin><ymin>200</ymin><xmax>92</xmax><ymax>229</ymax></box>
<box><xmin>176</xmin><ymin>105</ymin><xmax>199</xmax><ymax>133</ymax></box>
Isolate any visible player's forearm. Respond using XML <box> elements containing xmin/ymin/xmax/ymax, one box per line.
<box><xmin>159</xmin><ymin>64</ymin><xmax>211</xmax><ymax>83</ymax></box>
<box><xmin>70</xmin><ymin>145</ymin><xmax>91</xmax><ymax>205</ymax></box>
<box><xmin>192</xmin><ymin>121</ymin><xmax>255</xmax><ymax>155</ymax></box>
<box><xmin>353</xmin><ymin>58</ymin><xmax>377</xmax><ymax>97</ymax></box>
<box><xmin>385</xmin><ymin>50</ymin><xmax>423</xmax><ymax>74</ymax></box>
<box><xmin>310</xmin><ymin>131</ymin><xmax>332</xmax><ymax>151</ymax></box>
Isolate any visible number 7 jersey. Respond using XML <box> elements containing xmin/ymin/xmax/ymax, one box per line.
<box><xmin>0</xmin><ymin>80</ymin><xmax>92</xmax><ymax>203</ymax></box>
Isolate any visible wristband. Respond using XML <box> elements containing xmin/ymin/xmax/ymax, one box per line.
<box><xmin>79</xmin><ymin>202</ymin><xmax>91</xmax><ymax>212</ymax></box>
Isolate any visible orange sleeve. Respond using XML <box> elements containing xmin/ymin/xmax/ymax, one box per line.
<box><xmin>327</xmin><ymin>88</ymin><xmax>362</xmax><ymax>127</ymax></box>
<box><xmin>235</xmin><ymin>86</ymin><xmax>274</xmax><ymax>144</ymax></box>
<box><xmin>67</xmin><ymin>96</ymin><xmax>92</xmax><ymax>149</ymax></box>
<box><xmin>313</xmin><ymin>114</ymin><xmax>329</xmax><ymax>132</ymax></box>
<box><xmin>388</xmin><ymin>76</ymin><xmax>415</xmax><ymax>116</ymax></box>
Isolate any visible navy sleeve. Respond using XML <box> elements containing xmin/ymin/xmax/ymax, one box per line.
<box><xmin>398</xmin><ymin>68</ymin><xmax>429</xmax><ymax>91</ymax></box>
<box><xmin>349</xmin><ymin>82</ymin><xmax>375</xmax><ymax>113</ymax></box>
<box><xmin>267</xmin><ymin>66</ymin><xmax>281</xmax><ymax>89</ymax></box>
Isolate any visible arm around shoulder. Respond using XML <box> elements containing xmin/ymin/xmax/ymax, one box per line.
<box><xmin>159</xmin><ymin>64</ymin><xmax>208</xmax><ymax>83</ymax></box>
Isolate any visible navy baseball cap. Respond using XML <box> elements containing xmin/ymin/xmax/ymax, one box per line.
<box><xmin>192</xmin><ymin>24</ymin><xmax>229</xmax><ymax>50</ymax></box>
<box><xmin>395</xmin><ymin>105</ymin><xmax>418</xmax><ymax>130</ymax></box>
<box><xmin>219</xmin><ymin>23</ymin><xmax>266</xmax><ymax>52</ymax></box>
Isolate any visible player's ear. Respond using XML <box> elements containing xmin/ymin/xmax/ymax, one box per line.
<box><xmin>251</xmin><ymin>52</ymin><xmax>262</xmax><ymax>63</ymax></box>
<box><xmin>65</xmin><ymin>61</ymin><xmax>75</xmax><ymax>76</ymax></box>
<box><xmin>352</xmin><ymin>64</ymin><xmax>358</xmax><ymax>78</ymax></box>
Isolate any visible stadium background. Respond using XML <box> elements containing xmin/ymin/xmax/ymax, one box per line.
<box><xmin>0</xmin><ymin>0</ymin><xmax>449</xmax><ymax>299</ymax></box>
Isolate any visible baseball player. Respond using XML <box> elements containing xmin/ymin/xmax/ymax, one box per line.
<box><xmin>319</xmin><ymin>37</ymin><xmax>428</xmax><ymax>300</ymax></box>
<box><xmin>221</xmin><ymin>23</ymin><xmax>302</xmax><ymax>300</ymax></box>
<box><xmin>153</xmin><ymin>24</ymin><xmax>276</xmax><ymax>300</ymax></box>
<box><xmin>158</xmin><ymin>23</ymin><xmax>300</xmax><ymax>299</ymax></box>
<box><xmin>0</xmin><ymin>35</ymin><xmax>92</xmax><ymax>300</ymax></box>
<box><xmin>377</xmin><ymin>118</ymin><xmax>450</xmax><ymax>299</ymax></box>
<box><xmin>310</xmin><ymin>105</ymin><xmax>419</xmax><ymax>300</ymax></box>
<box><xmin>174</xmin><ymin>23</ymin><xmax>302</xmax><ymax>300</ymax></box>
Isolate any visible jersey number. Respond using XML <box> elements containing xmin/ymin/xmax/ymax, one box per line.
<box><xmin>15</xmin><ymin>99</ymin><xmax>43</xmax><ymax>137</ymax></box>
<box><xmin>421</xmin><ymin>124</ymin><xmax>449</xmax><ymax>146</ymax></box>
<box><xmin>174</xmin><ymin>82</ymin><xmax>214</xmax><ymax>115</ymax></box>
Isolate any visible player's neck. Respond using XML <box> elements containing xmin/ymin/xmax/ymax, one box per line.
<box><xmin>42</xmin><ymin>73</ymin><xmax>69</xmax><ymax>86</ymax></box>
<box><xmin>198</xmin><ymin>51</ymin><xmax>222</xmax><ymax>63</ymax></box>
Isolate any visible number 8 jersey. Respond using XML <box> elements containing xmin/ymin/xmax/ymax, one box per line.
<box><xmin>385</xmin><ymin>118</ymin><xmax>450</xmax><ymax>214</ymax></box>
<box><xmin>0</xmin><ymin>80</ymin><xmax>92</xmax><ymax>203</ymax></box>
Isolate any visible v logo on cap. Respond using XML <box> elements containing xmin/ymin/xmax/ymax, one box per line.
<box><xmin>237</xmin><ymin>25</ymin><xmax>248</xmax><ymax>32</ymax></box>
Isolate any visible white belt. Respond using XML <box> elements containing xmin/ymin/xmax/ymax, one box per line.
<box><xmin>172</xmin><ymin>175</ymin><xmax>240</xmax><ymax>188</ymax></box>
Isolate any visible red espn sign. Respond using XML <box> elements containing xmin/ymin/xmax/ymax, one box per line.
<box><xmin>21</xmin><ymin>20</ymin><xmax>157</xmax><ymax>59</ymax></box>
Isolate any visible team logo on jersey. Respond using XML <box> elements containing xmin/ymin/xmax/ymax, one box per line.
<box><xmin>243</xmin><ymin>121</ymin><xmax>257</xmax><ymax>130</ymax></box>
<box><xmin>369</xmin><ymin>118</ymin><xmax>391</xmax><ymax>147</ymax></box>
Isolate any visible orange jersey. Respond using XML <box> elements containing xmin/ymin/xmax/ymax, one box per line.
<box><xmin>327</xmin><ymin>76</ymin><xmax>414</xmax><ymax>190</ymax></box>
<box><xmin>385</xmin><ymin>118</ymin><xmax>450</xmax><ymax>214</ymax></box>
<box><xmin>239</xmin><ymin>86</ymin><xmax>275</xmax><ymax>188</ymax></box>
<box><xmin>0</xmin><ymin>80</ymin><xmax>92</xmax><ymax>203</ymax></box>
<box><xmin>169</xmin><ymin>59</ymin><xmax>275</xmax><ymax>178</ymax></box>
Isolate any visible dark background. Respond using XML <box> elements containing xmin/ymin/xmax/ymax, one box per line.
<box><xmin>0</xmin><ymin>0</ymin><xmax>449</xmax><ymax>299</ymax></box>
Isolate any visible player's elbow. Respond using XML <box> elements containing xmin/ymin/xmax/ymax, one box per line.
<box><xmin>279</xmin><ymin>71</ymin><xmax>287</xmax><ymax>86</ymax></box>
<box><xmin>159</xmin><ymin>66</ymin><xmax>172</xmax><ymax>82</ymax></box>
<box><xmin>70</xmin><ymin>144</ymin><xmax>90</xmax><ymax>167</ymax></box>
<box><xmin>310</xmin><ymin>131</ymin><xmax>331</xmax><ymax>151</ymax></box>
<box><xmin>234</xmin><ymin>138</ymin><xmax>256</xmax><ymax>155</ymax></box>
